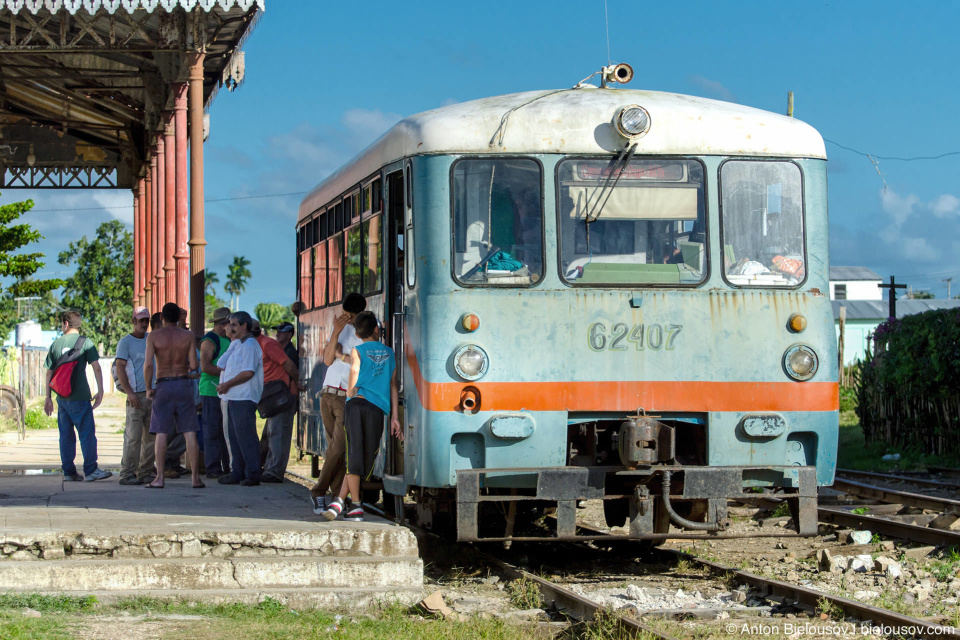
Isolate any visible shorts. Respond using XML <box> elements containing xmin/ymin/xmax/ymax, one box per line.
<box><xmin>344</xmin><ymin>396</ymin><xmax>384</xmax><ymax>480</ymax></box>
<box><xmin>149</xmin><ymin>378</ymin><xmax>199</xmax><ymax>436</ymax></box>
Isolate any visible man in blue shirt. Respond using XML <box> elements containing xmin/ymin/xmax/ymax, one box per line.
<box><xmin>323</xmin><ymin>311</ymin><xmax>400</xmax><ymax>522</ymax></box>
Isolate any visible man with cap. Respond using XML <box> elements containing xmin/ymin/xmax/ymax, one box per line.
<box><xmin>252</xmin><ymin>320</ymin><xmax>300</xmax><ymax>482</ymax></box>
<box><xmin>273</xmin><ymin>321</ymin><xmax>299</xmax><ymax>369</ymax></box>
<box><xmin>115</xmin><ymin>306</ymin><xmax>156</xmax><ymax>485</ymax></box>
<box><xmin>199</xmin><ymin>307</ymin><xmax>232</xmax><ymax>478</ymax></box>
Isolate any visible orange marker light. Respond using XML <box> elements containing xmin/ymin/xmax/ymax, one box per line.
<box><xmin>788</xmin><ymin>314</ymin><xmax>807</xmax><ymax>333</ymax></box>
<box><xmin>461</xmin><ymin>314</ymin><xmax>480</xmax><ymax>332</ymax></box>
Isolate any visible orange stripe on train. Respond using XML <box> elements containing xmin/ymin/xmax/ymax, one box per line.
<box><xmin>403</xmin><ymin>330</ymin><xmax>839</xmax><ymax>414</ymax></box>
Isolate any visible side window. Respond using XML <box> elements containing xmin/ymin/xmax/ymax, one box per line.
<box><xmin>313</xmin><ymin>241</ymin><xmax>327</xmax><ymax>308</ymax></box>
<box><xmin>721</xmin><ymin>160</ymin><xmax>805</xmax><ymax>287</ymax></box>
<box><xmin>345</xmin><ymin>224</ymin><xmax>362</xmax><ymax>296</ymax></box>
<box><xmin>405</xmin><ymin>161</ymin><xmax>416</xmax><ymax>288</ymax></box>
<box><xmin>327</xmin><ymin>234</ymin><xmax>343</xmax><ymax>304</ymax></box>
<box><xmin>363</xmin><ymin>214</ymin><xmax>382</xmax><ymax>293</ymax></box>
<box><xmin>299</xmin><ymin>247</ymin><xmax>313</xmax><ymax>308</ymax></box>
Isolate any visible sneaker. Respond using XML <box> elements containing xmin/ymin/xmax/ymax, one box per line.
<box><xmin>311</xmin><ymin>494</ymin><xmax>326</xmax><ymax>515</ymax></box>
<box><xmin>261</xmin><ymin>474</ymin><xmax>283</xmax><ymax>483</ymax></box>
<box><xmin>344</xmin><ymin>506</ymin><xmax>364</xmax><ymax>522</ymax></box>
<box><xmin>84</xmin><ymin>468</ymin><xmax>112</xmax><ymax>482</ymax></box>
<box><xmin>163</xmin><ymin>468</ymin><xmax>180</xmax><ymax>479</ymax></box>
<box><xmin>239</xmin><ymin>479</ymin><xmax>260</xmax><ymax>487</ymax></box>
<box><xmin>323</xmin><ymin>497</ymin><xmax>344</xmax><ymax>521</ymax></box>
<box><xmin>218</xmin><ymin>475</ymin><xmax>240</xmax><ymax>485</ymax></box>
<box><xmin>64</xmin><ymin>473</ymin><xmax>83</xmax><ymax>482</ymax></box>
<box><xmin>119</xmin><ymin>477</ymin><xmax>144</xmax><ymax>486</ymax></box>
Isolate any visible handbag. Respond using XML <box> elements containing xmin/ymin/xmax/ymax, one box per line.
<box><xmin>257</xmin><ymin>379</ymin><xmax>295</xmax><ymax>419</ymax></box>
<box><xmin>49</xmin><ymin>337</ymin><xmax>87</xmax><ymax>398</ymax></box>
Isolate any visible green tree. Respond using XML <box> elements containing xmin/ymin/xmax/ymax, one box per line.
<box><xmin>0</xmin><ymin>193</ymin><xmax>64</xmax><ymax>341</ymax></box>
<box><xmin>255</xmin><ymin>302</ymin><xmax>295</xmax><ymax>334</ymax></box>
<box><xmin>204</xmin><ymin>292</ymin><xmax>230</xmax><ymax>327</ymax></box>
<box><xmin>205</xmin><ymin>270</ymin><xmax>219</xmax><ymax>297</ymax></box>
<box><xmin>224</xmin><ymin>255</ymin><xmax>251</xmax><ymax>311</ymax></box>
<box><xmin>57</xmin><ymin>220</ymin><xmax>133</xmax><ymax>354</ymax></box>
<box><xmin>907</xmin><ymin>290</ymin><xmax>934</xmax><ymax>299</ymax></box>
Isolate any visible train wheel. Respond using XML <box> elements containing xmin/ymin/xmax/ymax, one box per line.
<box><xmin>603</xmin><ymin>498</ymin><xmax>629</xmax><ymax>528</ymax></box>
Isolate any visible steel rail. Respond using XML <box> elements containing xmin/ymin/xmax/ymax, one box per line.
<box><xmin>831</xmin><ymin>478</ymin><xmax>960</xmax><ymax>514</ymax></box>
<box><xmin>837</xmin><ymin>468</ymin><xmax>960</xmax><ymax>490</ymax></box>
<box><xmin>660</xmin><ymin>549</ymin><xmax>960</xmax><ymax>640</ymax></box>
<box><xmin>818</xmin><ymin>507</ymin><xmax>960</xmax><ymax>547</ymax></box>
<box><xmin>929</xmin><ymin>467</ymin><xmax>960</xmax><ymax>481</ymax></box>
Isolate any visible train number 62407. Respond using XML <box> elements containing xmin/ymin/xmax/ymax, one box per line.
<box><xmin>587</xmin><ymin>322</ymin><xmax>682</xmax><ymax>352</ymax></box>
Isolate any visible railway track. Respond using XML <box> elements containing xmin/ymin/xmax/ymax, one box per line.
<box><xmin>837</xmin><ymin>468</ymin><xmax>960</xmax><ymax>491</ymax></box>
<box><xmin>284</xmin><ymin>469</ymin><xmax>960</xmax><ymax>639</ymax></box>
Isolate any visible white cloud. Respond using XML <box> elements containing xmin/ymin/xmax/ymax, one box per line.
<box><xmin>340</xmin><ymin>108</ymin><xmax>403</xmax><ymax>147</ymax></box>
<box><xmin>900</xmin><ymin>236</ymin><xmax>939</xmax><ymax>261</ymax></box>
<box><xmin>880</xmin><ymin>188</ymin><xmax>919</xmax><ymax>227</ymax></box>
<box><xmin>931</xmin><ymin>194</ymin><xmax>960</xmax><ymax>218</ymax></box>
<box><xmin>689</xmin><ymin>75</ymin><xmax>736</xmax><ymax>102</ymax></box>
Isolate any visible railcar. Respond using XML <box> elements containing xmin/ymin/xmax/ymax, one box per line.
<box><xmin>295</xmin><ymin>66</ymin><xmax>838</xmax><ymax>541</ymax></box>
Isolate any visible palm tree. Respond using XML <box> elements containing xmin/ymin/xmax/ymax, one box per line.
<box><xmin>224</xmin><ymin>256</ymin><xmax>251</xmax><ymax>311</ymax></box>
<box><xmin>204</xmin><ymin>271</ymin><xmax>220</xmax><ymax>298</ymax></box>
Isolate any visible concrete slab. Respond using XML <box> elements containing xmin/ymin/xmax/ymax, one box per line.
<box><xmin>0</xmin><ymin>474</ymin><xmax>424</xmax><ymax>607</ymax></box>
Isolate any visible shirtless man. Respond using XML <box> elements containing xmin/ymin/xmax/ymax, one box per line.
<box><xmin>144</xmin><ymin>302</ymin><xmax>202</xmax><ymax>489</ymax></box>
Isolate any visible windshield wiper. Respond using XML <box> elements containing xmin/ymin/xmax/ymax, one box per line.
<box><xmin>584</xmin><ymin>143</ymin><xmax>637</xmax><ymax>224</ymax></box>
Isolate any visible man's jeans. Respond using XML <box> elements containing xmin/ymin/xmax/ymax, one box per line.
<box><xmin>56</xmin><ymin>398</ymin><xmax>98</xmax><ymax>477</ymax></box>
<box><xmin>120</xmin><ymin>392</ymin><xmax>155</xmax><ymax>481</ymax></box>
<box><xmin>262</xmin><ymin>404</ymin><xmax>297</xmax><ymax>479</ymax></box>
<box><xmin>226</xmin><ymin>400</ymin><xmax>261</xmax><ymax>483</ymax></box>
<box><xmin>311</xmin><ymin>392</ymin><xmax>346</xmax><ymax>497</ymax></box>
<box><xmin>202</xmin><ymin>395</ymin><xmax>230</xmax><ymax>475</ymax></box>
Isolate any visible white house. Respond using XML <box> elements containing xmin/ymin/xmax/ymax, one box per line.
<box><xmin>829</xmin><ymin>266</ymin><xmax>882</xmax><ymax>301</ymax></box>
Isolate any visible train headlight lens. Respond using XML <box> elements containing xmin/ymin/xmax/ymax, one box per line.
<box><xmin>616</xmin><ymin>105</ymin><xmax>651</xmax><ymax>138</ymax></box>
<box><xmin>454</xmin><ymin>344</ymin><xmax>488</xmax><ymax>381</ymax></box>
<box><xmin>784</xmin><ymin>345</ymin><xmax>818</xmax><ymax>381</ymax></box>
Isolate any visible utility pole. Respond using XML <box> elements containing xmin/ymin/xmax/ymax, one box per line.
<box><xmin>944</xmin><ymin>277</ymin><xmax>953</xmax><ymax>299</ymax></box>
<box><xmin>879</xmin><ymin>276</ymin><xmax>907</xmax><ymax>319</ymax></box>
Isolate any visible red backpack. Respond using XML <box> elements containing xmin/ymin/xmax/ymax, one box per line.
<box><xmin>49</xmin><ymin>336</ymin><xmax>87</xmax><ymax>398</ymax></box>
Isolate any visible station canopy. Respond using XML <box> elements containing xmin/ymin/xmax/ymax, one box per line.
<box><xmin>0</xmin><ymin>0</ymin><xmax>263</xmax><ymax>189</ymax></box>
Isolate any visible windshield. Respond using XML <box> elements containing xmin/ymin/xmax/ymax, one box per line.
<box><xmin>721</xmin><ymin>161</ymin><xmax>804</xmax><ymax>287</ymax></box>
<box><xmin>557</xmin><ymin>157</ymin><xmax>706</xmax><ymax>285</ymax></box>
<box><xmin>452</xmin><ymin>158</ymin><xmax>543</xmax><ymax>286</ymax></box>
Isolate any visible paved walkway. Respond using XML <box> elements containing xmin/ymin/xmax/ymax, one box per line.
<box><xmin>0</xmin><ymin>394</ymin><xmax>125</xmax><ymax>471</ymax></box>
<box><xmin>0</xmin><ymin>474</ymin><xmax>392</xmax><ymax>537</ymax></box>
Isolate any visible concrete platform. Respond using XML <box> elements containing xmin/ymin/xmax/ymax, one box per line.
<box><xmin>0</xmin><ymin>474</ymin><xmax>423</xmax><ymax>607</ymax></box>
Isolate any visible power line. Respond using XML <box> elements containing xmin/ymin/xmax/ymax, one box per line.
<box><xmin>27</xmin><ymin>190</ymin><xmax>308</xmax><ymax>213</ymax></box>
<box><xmin>825</xmin><ymin>139</ymin><xmax>960</xmax><ymax>162</ymax></box>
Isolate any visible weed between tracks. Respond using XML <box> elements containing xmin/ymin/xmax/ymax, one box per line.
<box><xmin>506</xmin><ymin>574</ymin><xmax>542</xmax><ymax>610</ymax></box>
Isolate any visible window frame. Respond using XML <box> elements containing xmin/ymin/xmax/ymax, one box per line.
<box><xmin>448</xmin><ymin>155</ymin><xmax>546</xmax><ymax>289</ymax></box>
<box><xmin>405</xmin><ymin>160</ymin><xmax>416</xmax><ymax>289</ymax></box>
<box><xmin>554</xmin><ymin>154</ymin><xmax>709</xmax><ymax>289</ymax></box>
<box><xmin>717</xmin><ymin>157</ymin><xmax>807</xmax><ymax>290</ymax></box>
<box><xmin>361</xmin><ymin>212</ymin><xmax>384</xmax><ymax>295</ymax></box>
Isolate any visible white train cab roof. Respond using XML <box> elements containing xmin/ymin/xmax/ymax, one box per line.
<box><xmin>299</xmin><ymin>87</ymin><xmax>826</xmax><ymax>221</ymax></box>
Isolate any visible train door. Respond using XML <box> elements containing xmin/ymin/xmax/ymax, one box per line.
<box><xmin>383</xmin><ymin>168</ymin><xmax>406</xmax><ymax>484</ymax></box>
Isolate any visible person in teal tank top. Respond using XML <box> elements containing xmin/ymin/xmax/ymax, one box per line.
<box><xmin>322</xmin><ymin>311</ymin><xmax>401</xmax><ymax>523</ymax></box>
<box><xmin>199</xmin><ymin>307</ymin><xmax>233</xmax><ymax>478</ymax></box>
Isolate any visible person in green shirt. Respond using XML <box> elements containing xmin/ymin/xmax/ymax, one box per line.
<box><xmin>43</xmin><ymin>310</ymin><xmax>112</xmax><ymax>482</ymax></box>
<box><xmin>200</xmin><ymin>307</ymin><xmax>232</xmax><ymax>478</ymax></box>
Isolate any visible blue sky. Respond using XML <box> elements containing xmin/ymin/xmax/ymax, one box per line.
<box><xmin>5</xmin><ymin>0</ymin><xmax>960</xmax><ymax>308</ymax></box>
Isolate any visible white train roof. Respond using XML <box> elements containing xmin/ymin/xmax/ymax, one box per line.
<box><xmin>299</xmin><ymin>87</ymin><xmax>826</xmax><ymax>221</ymax></box>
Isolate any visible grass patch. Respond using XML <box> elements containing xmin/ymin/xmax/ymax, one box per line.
<box><xmin>23</xmin><ymin>407</ymin><xmax>56</xmax><ymax>430</ymax></box>
<box><xmin>930</xmin><ymin>547</ymin><xmax>960</xmax><ymax>582</ymax></box>
<box><xmin>0</xmin><ymin>594</ymin><xmax>98</xmax><ymax>613</ymax></box>
<box><xmin>0</xmin><ymin>597</ymin><xmax>547</xmax><ymax>640</ymax></box>
<box><xmin>505</xmin><ymin>575</ymin><xmax>541</xmax><ymax>610</ymax></box>
<box><xmin>837</xmin><ymin>422</ymin><xmax>960</xmax><ymax>471</ymax></box>
<box><xmin>816</xmin><ymin>596</ymin><xmax>843</xmax><ymax>620</ymax></box>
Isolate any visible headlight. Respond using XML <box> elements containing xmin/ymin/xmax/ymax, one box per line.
<box><xmin>454</xmin><ymin>344</ymin><xmax>488</xmax><ymax>381</ymax></box>
<box><xmin>783</xmin><ymin>345</ymin><xmax>818</xmax><ymax>381</ymax></box>
<box><xmin>615</xmin><ymin>104</ymin><xmax>651</xmax><ymax>138</ymax></box>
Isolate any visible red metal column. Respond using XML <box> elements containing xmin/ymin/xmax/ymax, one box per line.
<box><xmin>137</xmin><ymin>179</ymin><xmax>146</xmax><ymax>307</ymax></box>
<box><xmin>144</xmin><ymin>165</ymin><xmax>154</xmax><ymax>311</ymax></box>
<box><xmin>164</xmin><ymin>113</ymin><xmax>176</xmax><ymax>305</ymax></box>
<box><xmin>133</xmin><ymin>190</ymin><xmax>140</xmax><ymax>306</ymax></box>
<box><xmin>187</xmin><ymin>53</ymin><xmax>206</xmax><ymax>335</ymax></box>
<box><xmin>150</xmin><ymin>153</ymin><xmax>159</xmax><ymax>311</ymax></box>
<box><xmin>155</xmin><ymin>137</ymin><xmax>166</xmax><ymax>307</ymax></box>
<box><xmin>174</xmin><ymin>83</ymin><xmax>189</xmax><ymax>312</ymax></box>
